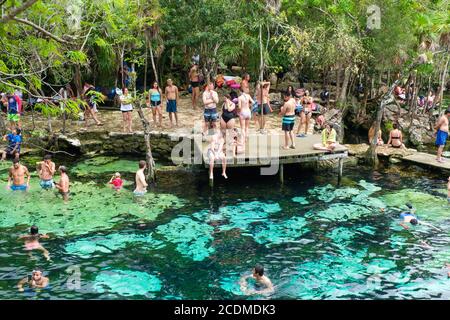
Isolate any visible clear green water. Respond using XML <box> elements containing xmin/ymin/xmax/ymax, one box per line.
<box><xmin>0</xmin><ymin>156</ymin><xmax>449</xmax><ymax>299</ymax></box>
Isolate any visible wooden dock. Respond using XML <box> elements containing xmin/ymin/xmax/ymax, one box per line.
<box><xmin>194</xmin><ymin>133</ymin><xmax>348</xmax><ymax>184</ymax></box>
<box><xmin>402</xmin><ymin>152</ymin><xmax>450</xmax><ymax>171</ymax></box>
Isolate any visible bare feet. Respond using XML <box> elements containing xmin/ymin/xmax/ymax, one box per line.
<box><xmin>282</xmin><ymin>146</ymin><xmax>290</xmax><ymax>150</ymax></box>
<box><xmin>222</xmin><ymin>173</ymin><xmax>228</xmax><ymax>179</ymax></box>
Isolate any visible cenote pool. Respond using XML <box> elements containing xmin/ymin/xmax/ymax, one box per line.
<box><xmin>0</xmin><ymin>156</ymin><xmax>449</xmax><ymax>300</ymax></box>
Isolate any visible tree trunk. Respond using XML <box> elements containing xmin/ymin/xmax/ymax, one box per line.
<box><xmin>74</xmin><ymin>64</ymin><xmax>82</xmax><ymax>98</ymax></box>
<box><xmin>143</xmin><ymin>39</ymin><xmax>148</xmax><ymax>92</ymax></box>
<box><xmin>338</xmin><ymin>67</ymin><xmax>351</xmax><ymax>106</ymax></box>
<box><xmin>136</xmin><ymin>100</ymin><xmax>156</xmax><ymax>183</ymax></box>
<box><xmin>438</xmin><ymin>53</ymin><xmax>449</xmax><ymax>115</ymax></box>
<box><xmin>335</xmin><ymin>67</ymin><xmax>341</xmax><ymax>99</ymax></box>
<box><xmin>149</xmin><ymin>42</ymin><xmax>158</xmax><ymax>83</ymax></box>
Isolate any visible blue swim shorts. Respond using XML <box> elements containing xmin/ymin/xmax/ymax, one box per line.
<box><xmin>40</xmin><ymin>179</ymin><xmax>54</xmax><ymax>189</ymax></box>
<box><xmin>435</xmin><ymin>130</ymin><xmax>448</xmax><ymax>147</ymax></box>
<box><xmin>166</xmin><ymin>100</ymin><xmax>177</xmax><ymax>113</ymax></box>
<box><xmin>11</xmin><ymin>184</ymin><xmax>27</xmax><ymax>191</ymax></box>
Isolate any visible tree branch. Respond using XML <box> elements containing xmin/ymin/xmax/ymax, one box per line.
<box><xmin>0</xmin><ymin>0</ymin><xmax>38</xmax><ymax>23</ymax></box>
<box><xmin>12</xmin><ymin>17</ymin><xmax>70</xmax><ymax>44</ymax></box>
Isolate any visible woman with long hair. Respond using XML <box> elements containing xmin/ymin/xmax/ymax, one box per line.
<box><xmin>148</xmin><ymin>82</ymin><xmax>163</xmax><ymax>127</ymax></box>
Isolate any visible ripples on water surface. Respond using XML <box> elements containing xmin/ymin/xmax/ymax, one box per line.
<box><xmin>0</xmin><ymin>157</ymin><xmax>449</xmax><ymax>299</ymax></box>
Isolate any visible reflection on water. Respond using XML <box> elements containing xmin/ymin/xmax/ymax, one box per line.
<box><xmin>0</xmin><ymin>156</ymin><xmax>449</xmax><ymax>299</ymax></box>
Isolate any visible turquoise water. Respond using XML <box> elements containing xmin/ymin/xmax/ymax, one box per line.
<box><xmin>0</xmin><ymin>156</ymin><xmax>449</xmax><ymax>299</ymax></box>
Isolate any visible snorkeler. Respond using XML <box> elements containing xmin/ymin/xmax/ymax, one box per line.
<box><xmin>239</xmin><ymin>265</ymin><xmax>274</xmax><ymax>295</ymax></box>
<box><xmin>17</xmin><ymin>268</ymin><xmax>49</xmax><ymax>292</ymax></box>
<box><xmin>19</xmin><ymin>225</ymin><xmax>50</xmax><ymax>261</ymax></box>
<box><xmin>399</xmin><ymin>203</ymin><xmax>441</xmax><ymax>231</ymax></box>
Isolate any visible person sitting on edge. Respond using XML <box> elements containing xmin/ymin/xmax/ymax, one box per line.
<box><xmin>280</xmin><ymin>91</ymin><xmax>296</xmax><ymax>150</ymax></box>
<box><xmin>55</xmin><ymin>166</ymin><xmax>70</xmax><ymax>202</ymax></box>
<box><xmin>435</xmin><ymin>109</ymin><xmax>449</xmax><ymax>163</ymax></box>
<box><xmin>368</xmin><ymin>123</ymin><xmax>384</xmax><ymax>146</ymax></box>
<box><xmin>37</xmin><ymin>154</ymin><xmax>56</xmax><ymax>190</ymax></box>
<box><xmin>239</xmin><ymin>265</ymin><xmax>274</xmax><ymax>295</ymax></box>
<box><xmin>1</xmin><ymin>127</ymin><xmax>21</xmax><ymax>161</ymax></box>
<box><xmin>134</xmin><ymin>160</ymin><xmax>148</xmax><ymax>196</ymax></box>
<box><xmin>399</xmin><ymin>203</ymin><xmax>441</xmax><ymax>231</ymax></box>
<box><xmin>313</xmin><ymin>123</ymin><xmax>337</xmax><ymax>151</ymax></box>
<box><xmin>207</xmin><ymin>124</ymin><xmax>227</xmax><ymax>180</ymax></box>
<box><xmin>19</xmin><ymin>226</ymin><xmax>50</xmax><ymax>261</ymax></box>
<box><xmin>109</xmin><ymin>172</ymin><xmax>123</xmax><ymax>192</ymax></box>
<box><xmin>387</xmin><ymin>123</ymin><xmax>405</xmax><ymax>149</ymax></box>
<box><xmin>17</xmin><ymin>268</ymin><xmax>49</xmax><ymax>292</ymax></box>
<box><xmin>231</xmin><ymin>128</ymin><xmax>245</xmax><ymax>157</ymax></box>
<box><xmin>8</xmin><ymin>158</ymin><xmax>30</xmax><ymax>191</ymax></box>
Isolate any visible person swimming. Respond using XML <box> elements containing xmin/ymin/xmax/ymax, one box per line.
<box><xmin>109</xmin><ymin>172</ymin><xmax>123</xmax><ymax>191</ymax></box>
<box><xmin>19</xmin><ymin>226</ymin><xmax>50</xmax><ymax>261</ymax></box>
<box><xmin>399</xmin><ymin>203</ymin><xmax>441</xmax><ymax>231</ymax></box>
<box><xmin>239</xmin><ymin>265</ymin><xmax>274</xmax><ymax>295</ymax></box>
<box><xmin>17</xmin><ymin>268</ymin><xmax>49</xmax><ymax>292</ymax></box>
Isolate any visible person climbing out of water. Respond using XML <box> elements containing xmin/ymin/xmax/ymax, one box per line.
<box><xmin>239</xmin><ymin>265</ymin><xmax>274</xmax><ymax>295</ymax></box>
<box><xmin>134</xmin><ymin>160</ymin><xmax>148</xmax><ymax>196</ymax></box>
<box><xmin>387</xmin><ymin>123</ymin><xmax>405</xmax><ymax>149</ymax></box>
<box><xmin>399</xmin><ymin>203</ymin><xmax>441</xmax><ymax>231</ymax></box>
<box><xmin>19</xmin><ymin>226</ymin><xmax>50</xmax><ymax>261</ymax></box>
<box><xmin>280</xmin><ymin>91</ymin><xmax>296</xmax><ymax>150</ymax></box>
<box><xmin>313</xmin><ymin>123</ymin><xmax>337</xmax><ymax>151</ymax></box>
<box><xmin>109</xmin><ymin>172</ymin><xmax>123</xmax><ymax>192</ymax></box>
<box><xmin>55</xmin><ymin>166</ymin><xmax>70</xmax><ymax>202</ymax></box>
<box><xmin>37</xmin><ymin>154</ymin><xmax>56</xmax><ymax>190</ymax></box>
<box><xmin>434</xmin><ymin>109</ymin><xmax>449</xmax><ymax>163</ymax></box>
<box><xmin>8</xmin><ymin>158</ymin><xmax>30</xmax><ymax>191</ymax></box>
<box><xmin>17</xmin><ymin>268</ymin><xmax>49</xmax><ymax>292</ymax></box>
<box><xmin>1</xmin><ymin>127</ymin><xmax>21</xmax><ymax>161</ymax></box>
<box><xmin>207</xmin><ymin>123</ymin><xmax>227</xmax><ymax>180</ymax></box>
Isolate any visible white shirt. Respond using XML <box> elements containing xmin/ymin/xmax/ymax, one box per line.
<box><xmin>120</xmin><ymin>94</ymin><xmax>133</xmax><ymax>112</ymax></box>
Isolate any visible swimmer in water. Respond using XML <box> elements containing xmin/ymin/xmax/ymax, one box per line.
<box><xmin>17</xmin><ymin>268</ymin><xmax>49</xmax><ymax>292</ymax></box>
<box><xmin>19</xmin><ymin>225</ymin><xmax>50</xmax><ymax>261</ymax></box>
<box><xmin>239</xmin><ymin>265</ymin><xmax>274</xmax><ymax>295</ymax></box>
<box><xmin>399</xmin><ymin>203</ymin><xmax>441</xmax><ymax>231</ymax></box>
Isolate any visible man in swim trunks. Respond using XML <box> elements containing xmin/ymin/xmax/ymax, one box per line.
<box><xmin>189</xmin><ymin>63</ymin><xmax>201</xmax><ymax>109</ymax></box>
<box><xmin>435</xmin><ymin>109</ymin><xmax>449</xmax><ymax>163</ymax></box>
<box><xmin>239</xmin><ymin>265</ymin><xmax>274</xmax><ymax>295</ymax></box>
<box><xmin>8</xmin><ymin>158</ymin><xmax>30</xmax><ymax>191</ymax></box>
<box><xmin>55</xmin><ymin>166</ymin><xmax>70</xmax><ymax>201</ymax></box>
<box><xmin>165</xmin><ymin>79</ymin><xmax>179</xmax><ymax>128</ymax></box>
<box><xmin>17</xmin><ymin>268</ymin><xmax>49</xmax><ymax>292</ymax></box>
<box><xmin>19</xmin><ymin>226</ymin><xmax>50</xmax><ymax>261</ymax></box>
<box><xmin>37</xmin><ymin>154</ymin><xmax>56</xmax><ymax>190</ymax></box>
<box><xmin>241</xmin><ymin>73</ymin><xmax>251</xmax><ymax>95</ymax></box>
<box><xmin>203</xmin><ymin>82</ymin><xmax>219</xmax><ymax>135</ymax></box>
<box><xmin>1</xmin><ymin>127</ymin><xmax>21</xmax><ymax>161</ymax></box>
<box><xmin>134</xmin><ymin>160</ymin><xmax>148</xmax><ymax>196</ymax></box>
<box><xmin>237</xmin><ymin>88</ymin><xmax>254</xmax><ymax>141</ymax></box>
<box><xmin>255</xmin><ymin>81</ymin><xmax>272</xmax><ymax>134</ymax></box>
<box><xmin>280</xmin><ymin>91</ymin><xmax>296</xmax><ymax>150</ymax></box>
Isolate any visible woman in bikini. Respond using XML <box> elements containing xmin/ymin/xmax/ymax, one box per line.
<box><xmin>147</xmin><ymin>82</ymin><xmax>163</xmax><ymax>127</ymax></box>
<box><xmin>238</xmin><ymin>89</ymin><xmax>254</xmax><ymax>140</ymax></box>
<box><xmin>220</xmin><ymin>94</ymin><xmax>237</xmax><ymax>132</ymax></box>
<box><xmin>19</xmin><ymin>226</ymin><xmax>50</xmax><ymax>261</ymax></box>
<box><xmin>387</xmin><ymin>123</ymin><xmax>405</xmax><ymax>149</ymax></box>
<box><xmin>297</xmin><ymin>90</ymin><xmax>313</xmax><ymax>137</ymax></box>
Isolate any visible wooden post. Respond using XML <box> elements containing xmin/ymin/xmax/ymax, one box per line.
<box><xmin>279</xmin><ymin>163</ymin><xmax>284</xmax><ymax>184</ymax></box>
<box><xmin>338</xmin><ymin>157</ymin><xmax>343</xmax><ymax>185</ymax></box>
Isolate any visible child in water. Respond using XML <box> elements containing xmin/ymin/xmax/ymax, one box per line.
<box><xmin>109</xmin><ymin>172</ymin><xmax>123</xmax><ymax>191</ymax></box>
<box><xmin>19</xmin><ymin>226</ymin><xmax>50</xmax><ymax>261</ymax></box>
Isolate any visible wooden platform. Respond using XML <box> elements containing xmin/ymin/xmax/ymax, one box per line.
<box><xmin>402</xmin><ymin>152</ymin><xmax>450</xmax><ymax>171</ymax></box>
<box><xmin>195</xmin><ymin>133</ymin><xmax>347</xmax><ymax>172</ymax></box>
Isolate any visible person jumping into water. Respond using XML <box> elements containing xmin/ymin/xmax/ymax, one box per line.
<box><xmin>19</xmin><ymin>226</ymin><xmax>50</xmax><ymax>261</ymax></box>
<box><xmin>240</xmin><ymin>265</ymin><xmax>274</xmax><ymax>295</ymax></box>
